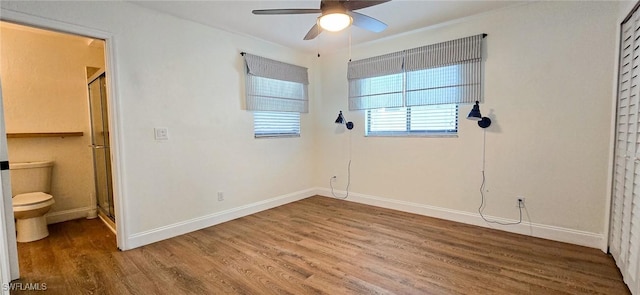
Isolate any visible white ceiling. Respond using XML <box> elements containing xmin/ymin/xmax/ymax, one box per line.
<box><xmin>131</xmin><ymin>1</ymin><xmax>527</xmax><ymax>53</ymax></box>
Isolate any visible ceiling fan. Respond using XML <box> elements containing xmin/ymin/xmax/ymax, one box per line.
<box><xmin>252</xmin><ymin>0</ymin><xmax>391</xmax><ymax>40</ymax></box>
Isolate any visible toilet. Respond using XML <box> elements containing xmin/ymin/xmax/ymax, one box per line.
<box><xmin>9</xmin><ymin>161</ymin><xmax>55</xmax><ymax>243</ymax></box>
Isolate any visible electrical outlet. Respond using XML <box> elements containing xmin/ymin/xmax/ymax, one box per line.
<box><xmin>154</xmin><ymin>127</ymin><xmax>169</xmax><ymax>140</ymax></box>
<box><xmin>217</xmin><ymin>191</ymin><xmax>224</xmax><ymax>201</ymax></box>
<box><xmin>516</xmin><ymin>197</ymin><xmax>525</xmax><ymax>208</ymax></box>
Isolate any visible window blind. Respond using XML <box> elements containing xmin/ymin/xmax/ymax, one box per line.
<box><xmin>243</xmin><ymin>53</ymin><xmax>309</xmax><ymax>113</ymax></box>
<box><xmin>347</xmin><ymin>34</ymin><xmax>484</xmax><ymax>110</ymax></box>
<box><xmin>366</xmin><ymin>105</ymin><xmax>458</xmax><ymax>136</ymax></box>
<box><xmin>253</xmin><ymin>111</ymin><xmax>300</xmax><ymax>138</ymax></box>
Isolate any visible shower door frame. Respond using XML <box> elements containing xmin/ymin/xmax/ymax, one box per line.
<box><xmin>88</xmin><ymin>70</ymin><xmax>115</xmax><ymax>222</ymax></box>
<box><xmin>0</xmin><ymin>8</ymin><xmax>129</xmax><ymax>280</ymax></box>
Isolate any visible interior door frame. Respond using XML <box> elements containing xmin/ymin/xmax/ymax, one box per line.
<box><xmin>0</xmin><ymin>8</ymin><xmax>128</xmax><ymax>265</ymax></box>
<box><xmin>0</xmin><ymin>79</ymin><xmax>15</xmax><ymax>293</ymax></box>
<box><xmin>605</xmin><ymin>3</ymin><xmax>631</xmax><ymax>255</ymax></box>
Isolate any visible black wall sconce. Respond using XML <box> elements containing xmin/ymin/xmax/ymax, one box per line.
<box><xmin>335</xmin><ymin>111</ymin><xmax>354</xmax><ymax>130</ymax></box>
<box><xmin>467</xmin><ymin>101</ymin><xmax>491</xmax><ymax>128</ymax></box>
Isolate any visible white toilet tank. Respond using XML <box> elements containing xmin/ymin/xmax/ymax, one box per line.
<box><xmin>9</xmin><ymin>161</ymin><xmax>54</xmax><ymax>196</ymax></box>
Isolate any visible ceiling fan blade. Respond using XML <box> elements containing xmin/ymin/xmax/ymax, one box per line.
<box><xmin>349</xmin><ymin>11</ymin><xmax>387</xmax><ymax>33</ymax></box>
<box><xmin>343</xmin><ymin>0</ymin><xmax>391</xmax><ymax>11</ymax></box>
<box><xmin>252</xmin><ymin>9</ymin><xmax>322</xmax><ymax>15</ymax></box>
<box><xmin>304</xmin><ymin>24</ymin><xmax>323</xmax><ymax>40</ymax></box>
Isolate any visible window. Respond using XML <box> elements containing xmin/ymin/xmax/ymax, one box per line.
<box><xmin>248</xmin><ymin>73</ymin><xmax>304</xmax><ymax>137</ymax></box>
<box><xmin>366</xmin><ymin>105</ymin><xmax>458</xmax><ymax>136</ymax></box>
<box><xmin>254</xmin><ymin>111</ymin><xmax>300</xmax><ymax>138</ymax></box>
<box><xmin>348</xmin><ymin>34</ymin><xmax>484</xmax><ymax>137</ymax></box>
<box><xmin>364</xmin><ymin>64</ymin><xmax>462</xmax><ymax>136</ymax></box>
<box><xmin>242</xmin><ymin>53</ymin><xmax>308</xmax><ymax>138</ymax></box>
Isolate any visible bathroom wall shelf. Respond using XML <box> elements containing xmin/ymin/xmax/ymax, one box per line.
<box><xmin>6</xmin><ymin>132</ymin><xmax>83</xmax><ymax>138</ymax></box>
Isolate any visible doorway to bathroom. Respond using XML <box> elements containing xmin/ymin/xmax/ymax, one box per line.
<box><xmin>88</xmin><ymin>71</ymin><xmax>116</xmax><ymax>228</ymax></box>
<box><xmin>0</xmin><ymin>21</ymin><xmax>116</xmax><ymax>231</ymax></box>
<box><xmin>0</xmin><ymin>14</ymin><xmax>125</xmax><ymax>280</ymax></box>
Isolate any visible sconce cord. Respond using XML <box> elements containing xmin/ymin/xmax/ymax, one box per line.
<box><xmin>330</xmin><ymin>129</ymin><xmax>352</xmax><ymax>199</ymax></box>
<box><xmin>330</xmin><ymin>159</ymin><xmax>351</xmax><ymax>200</ymax></box>
<box><xmin>478</xmin><ymin>129</ymin><xmax>522</xmax><ymax>225</ymax></box>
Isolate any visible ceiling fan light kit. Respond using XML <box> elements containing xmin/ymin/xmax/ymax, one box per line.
<box><xmin>319</xmin><ymin>13</ymin><xmax>352</xmax><ymax>32</ymax></box>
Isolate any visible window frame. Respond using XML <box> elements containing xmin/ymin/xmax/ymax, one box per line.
<box><xmin>348</xmin><ymin>34</ymin><xmax>484</xmax><ymax>138</ymax></box>
<box><xmin>363</xmin><ymin>66</ymin><xmax>461</xmax><ymax>137</ymax></box>
<box><xmin>242</xmin><ymin>53</ymin><xmax>308</xmax><ymax>139</ymax></box>
<box><xmin>365</xmin><ymin>104</ymin><xmax>459</xmax><ymax>137</ymax></box>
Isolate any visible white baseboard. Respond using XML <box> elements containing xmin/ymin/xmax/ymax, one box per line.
<box><xmin>125</xmin><ymin>188</ymin><xmax>316</xmax><ymax>249</ymax></box>
<box><xmin>122</xmin><ymin>187</ymin><xmax>604</xmax><ymax>251</ymax></box>
<box><xmin>46</xmin><ymin>206</ymin><xmax>93</xmax><ymax>224</ymax></box>
<box><xmin>314</xmin><ymin>188</ymin><xmax>604</xmax><ymax>250</ymax></box>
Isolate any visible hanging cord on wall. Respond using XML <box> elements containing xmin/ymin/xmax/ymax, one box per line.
<box><xmin>478</xmin><ymin>129</ymin><xmax>523</xmax><ymax>225</ymax></box>
<box><xmin>348</xmin><ymin>28</ymin><xmax>352</xmax><ymax>62</ymax></box>
<box><xmin>330</xmin><ymin>130</ymin><xmax>352</xmax><ymax>199</ymax></box>
<box><xmin>316</xmin><ymin>23</ymin><xmax>321</xmax><ymax>58</ymax></box>
<box><xmin>330</xmin><ymin>160</ymin><xmax>351</xmax><ymax>200</ymax></box>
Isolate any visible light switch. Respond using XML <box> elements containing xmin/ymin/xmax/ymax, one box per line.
<box><xmin>154</xmin><ymin>127</ymin><xmax>169</xmax><ymax>140</ymax></box>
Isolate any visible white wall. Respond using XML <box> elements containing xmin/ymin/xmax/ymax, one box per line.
<box><xmin>0</xmin><ymin>0</ymin><xmax>623</xmax><ymax>250</ymax></box>
<box><xmin>620</xmin><ymin>1</ymin><xmax>637</xmax><ymax>20</ymax></box>
<box><xmin>315</xmin><ymin>1</ymin><xmax>619</xmax><ymax>246</ymax></box>
<box><xmin>0</xmin><ymin>23</ymin><xmax>103</xmax><ymax>221</ymax></box>
<box><xmin>0</xmin><ymin>1</ymin><xmax>317</xmax><ymax>248</ymax></box>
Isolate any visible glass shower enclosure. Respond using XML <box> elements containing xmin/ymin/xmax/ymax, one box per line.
<box><xmin>88</xmin><ymin>72</ymin><xmax>115</xmax><ymax>222</ymax></box>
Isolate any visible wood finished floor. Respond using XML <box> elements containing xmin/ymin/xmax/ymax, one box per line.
<box><xmin>12</xmin><ymin>196</ymin><xmax>630</xmax><ymax>294</ymax></box>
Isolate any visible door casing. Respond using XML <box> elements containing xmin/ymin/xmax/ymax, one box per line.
<box><xmin>0</xmin><ymin>8</ymin><xmax>128</xmax><ymax>281</ymax></box>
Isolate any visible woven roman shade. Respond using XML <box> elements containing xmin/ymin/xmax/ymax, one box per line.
<box><xmin>347</xmin><ymin>34</ymin><xmax>485</xmax><ymax>110</ymax></box>
<box><xmin>243</xmin><ymin>53</ymin><xmax>309</xmax><ymax>113</ymax></box>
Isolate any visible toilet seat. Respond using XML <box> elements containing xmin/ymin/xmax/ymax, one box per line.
<box><xmin>13</xmin><ymin>192</ymin><xmax>54</xmax><ymax>207</ymax></box>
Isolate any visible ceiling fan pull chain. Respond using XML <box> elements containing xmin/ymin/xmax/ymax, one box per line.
<box><xmin>317</xmin><ymin>22</ymin><xmax>321</xmax><ymax>58</ymax></box>
<box><xmin>348</xmin><ymin>27</ymin><xmax>352</xmax><ymax>62</ymax></box>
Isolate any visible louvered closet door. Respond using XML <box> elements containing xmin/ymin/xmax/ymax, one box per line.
<box><xmin>612</xmin><ymin>9</ymin><xmax>640</xmax><ymax>295</ymax></box>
